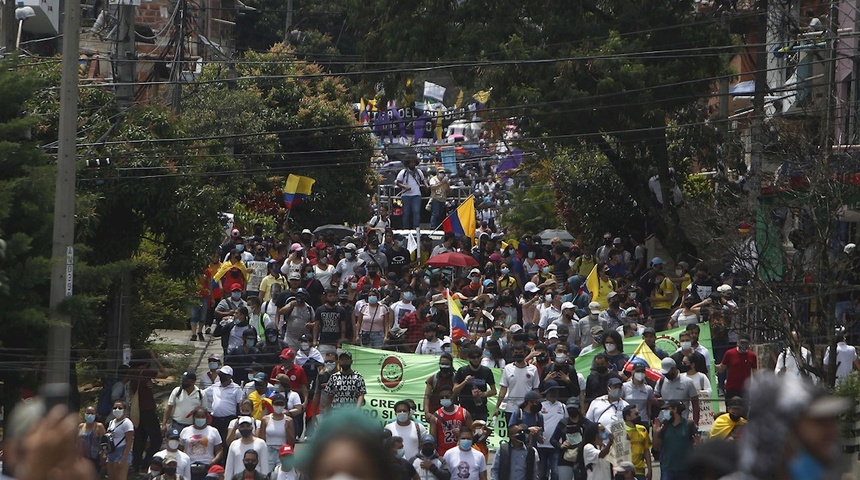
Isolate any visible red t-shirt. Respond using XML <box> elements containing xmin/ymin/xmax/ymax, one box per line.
<box><xmin>722</xmin><ymin>348</ymin><xmax>757</xmax><ymax>391</ymax></box>
<box><xmin>434</xmin><ymin>406</ymin><xmax>468</xmax><ymax>455</ymax></box>
<box><xmin>269</xmin><ymin>364</ymin><xmax>308</xmax><ymax>393</ymax></box>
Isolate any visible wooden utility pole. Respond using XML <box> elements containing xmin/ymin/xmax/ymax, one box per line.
<box><xmin>115</xmin><ymin>1</ymin><xmax>136</xmax><ymax>106</ymax></box>
<box><xmin>283</xmin><ymin>0</ymin><xmax>292</xmax><ymax>43</ymax></box>
<box><xmin>748</xmin><ymin>0</ymin><xmax>768</xmax><ymax>202</ymax></box>
<box><xmin>171</xmin><ymin>0</ymin><xmax>185</xmax><ymax>114</ymax></box>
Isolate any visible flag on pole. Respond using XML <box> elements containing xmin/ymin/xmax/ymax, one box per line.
<box><xmin>581</xmin><ymin>265</ymin><xmax>599</xmax><ymax>300</ymax></box>
<box><xmin>424</xmin><ymin>81</ymin><xmax>446</xmax><ymax>102</ymax></box>
<box><xmin>283</xmin><ymin>174</ymin><xmax>315</xmax><ymax>209</ymax></box>
<box><xmin>623</xmin><ymin>341</ymin><xmax>665</xmax><ymax>382</ymax></box>
<box><xmin>447</xmin><ymin>289</ymin><xmax>469</xmax><ymax>342</ymax></box>
<box><xmin>441</xmin><ymin>195</ymin><xmax>477</xmax><ymax>240</ymax></box>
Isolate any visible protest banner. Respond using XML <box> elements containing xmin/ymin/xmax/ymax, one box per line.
<box><xmin>604</xmin><ymin>419</ymin><xmax>632</xmax><ymax>466</ymax></box>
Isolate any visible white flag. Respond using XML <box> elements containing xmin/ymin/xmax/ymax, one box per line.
<box><xmin>424</xmin><ymin>81</ymin><xmax>446</xmax><ymax>102</ymax></box>
<box><xmin>406</xmin><ymin>231</ymin><xmax>419</xmax><ymax>254</ymax></box>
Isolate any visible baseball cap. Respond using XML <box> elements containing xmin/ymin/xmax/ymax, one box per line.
<box><xmin>217</xmin><ymin>365</ymin><xmax>233</xmax><ymax>376</ymax></box>
<box><xmin>237</xmin><ymin>416</ymin><xmax>254</xmax><ymax>425</ymax></box>
<box><xmin>643</xmin><ymin>327</ymin><xmax>656</xmax><ymax>335</ymax></box>
<box><xmin>524</xmin><ymin>391</ymin><xmax>541</xmax><ymax>402</ymax></box>
<box><xmin>230</xmin><ymin>283</ymin><xmax>242</xmax><ymax>292</ymax></box>
<box><xmin>207</xmin><ymin>354</ymin><xmax>221</xmax><ymax>362</ymax></box>
<box><xmin>295</xmin><ymin>288</ymin><xmax>309</xmax><ymax>296</ymax></box>
<box><xmin>469</xmin><ymin>268</ymin><xmax>482</xmax><ymax>276</ymax></box>
<box><xmin>344</xmin><ymin>243</ymin><xmax>357</xmax><ymax>251</ymax></box>
<box><xmin>662</xmin><ymin>400</ymin><xmax>685</xmax><ymax>413</ymax></box>
<box><xmin>589</xmin><ymin>302</ymin><xmax>602</xmax><ymax>314</ymax></box>
<box><xmin>547</xmin><ymin>330</ymin><xmax>559</xmax><ymax>340</ymax></box>
<box><xmin>290</xmin><ymin>242</ymin><xmax>303</xmax><ymax>252</ymax></box>
<box><xmin>613</xmin><ymin>237</ymin><xmax>622</xmax><ymax>244</ymax></box>
<box><xmin>561</xmin><ymin>301</ymin><xmax>575</xmax><ymax>311</ymax></box>
<box><xmin>182</xmin><ymin>371</ymin><xmax>197</xmax><ymax>380</ymax></box>
<box><xmin>660</xmin><ymin>357</ymin><xmax>676</xmax><ymax>375</ymax></box>
<box><xmin>279</xmin><ymin>444</ymin><xmax>295</xmax><ymax>456</ymax></box>
<box><xmin>566</xmin><ymin>397</ymin><xmax>581</xmax><ymax>409</ymax></box>
<box><xmin>163</xmin><ymin>456</ymin><xmax>178</xmax><ymax>466</ymax></box>
<box><xmin>590</xmin><ymin>325</ymin><xmax>604</xmax><ymax>335</ymax></box>
<box><xmin>271</xmin><ymin>394</ymin><xmax>287</xmax><ymax>405</ymax></box>
<box><xmin>606</xmin><ymin>291</ymin><xmax>618</xmax><ymax>300</ymax></box>
<box><xmin>280</xmin><ymin>348</ymin><xmax>296</xmax><ymax>360</ymax></box>
<box><xmin>542</xmin><ymin>380</ymin><xmax>564</xmax><ymax>394</ymax></box>
<box><xmin>301</xmin><ymin>229</ymin><xmax>313</xmax><ymax>235</ymax></box>
<box><xmin>624</xmin><ymin>307</ymin><xmax>640</xmax><ymax>316</ymax></box>
<box><xmin>607</xmin><ymin>377</ymin><xmax>623</xmax><ymax>387</ymax></box>
<box><xmin>524</xmin><ymin>282</ymin><xmax>539</xmax><ymax>293</ymax></box>
<box><xmin>651</xmin><ymin>257</ymin><xmax>665</xmax><ymax>265</ymax></box>
<box><xmin>288</xmin><ymin>271</ymin><xmax>301</xmax><ymax>280</ymax></box>
<box><xmin>632</xmin><ymin>362</ymin><xmax>646</xmax><ymax>372</ymax></box>
<box><xmin>509</xmin><ymin>324</ymin><xmax>523</xmax><ymax>334</ymax></box>
<box><xmin>207</xmin><ymin>465</ymin><xmax>225</xmax><ymax>476</ymax></box>
<box><xmin>253</xmin><ymin>372</ymin><xmax>267</xmax><ymax>383</ymax></box>
<box><xmin>166</xmin><ymin>427</ymin><xmax>181</xmax><ymax>439</ymax></box>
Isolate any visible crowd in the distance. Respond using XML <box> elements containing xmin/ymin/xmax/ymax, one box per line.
<box><xmin>55</xmin><ymin>217</ymin><xmax>857</xmax><ymax>480</ymax></box>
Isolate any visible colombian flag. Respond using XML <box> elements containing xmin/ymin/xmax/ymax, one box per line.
<box><xmin>447</xmin><ymin>289</ymin><xmax>469</xmax><ymax>342</ymax></box>
<box><xmin>581</xmin><ymin>265</ymin><xmax>599</xmax><ymax>300</ymax></box>
<box><xmin>624</xmin><ymin>341</ymin><xmax>664</xmax><ymax>382</ymax></box>
<box><xmin>283</xmin><ymin>174</ymin><xmax>316</xmax><ymax>209</ymax></box>
<box><xmin>441</xmin><ymin>195</ymin><xmax>477</xmax><ymax>240</ymax></box>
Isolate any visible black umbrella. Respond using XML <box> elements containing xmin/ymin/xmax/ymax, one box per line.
<box><xmin>313</xmin><ymin>224</ymin><xmax>357</xmax><ymax>241</ymax></box>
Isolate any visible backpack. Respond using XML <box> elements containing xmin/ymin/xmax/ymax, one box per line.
<box><xmin>96</xmin><ymin>379</ymin><xmax>117</xmax><ymax>417</ymax></box>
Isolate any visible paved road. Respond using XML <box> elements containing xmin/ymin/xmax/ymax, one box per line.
<box><xmin>149</xmin><ymin>329</ymin><xmax>222</xmax><ymax>381</ymax></box>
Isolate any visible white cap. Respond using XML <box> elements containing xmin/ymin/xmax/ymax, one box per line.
<box><xmin>589</xmin><ymin>302</ymin><xmax>602</xmax><ymax>314</ymax></box>
<box><xmin>717</xmin><ymin>284</ymin><xmax>733</xmax><ymax>293</ymax></box>
<box><xmin>660</xmin><ymin>357</ymin><xmax>676</xmax><ymax>375</ymax></box>
<box><xmin>345</xmin><ymin>243</ymin><xmax>356</xmax><ymax>250</ymax></box>
<box><xmin>509</xmin><ymin>324</ymin><xmax>523</xmax><ymax>333</ymax></box>
<box><xmin>845</xmin><ymin>243</ymin><xmax>857</xmax><ymax>254</ymax></box>
<box><xmin>301</xmin><ymin>228</ymin><xmax>312</xmax><ymax>235</ymax></box>
<box><xmin>469</xmin><ymin>268</ymin><xmax>482</xmax><ymax>276</ymax></box>
<box><xmin>547</xmin><ymin>330</ymin><xmax>559</xmax><ymax>340</ymax></box>
<box><xmin>237</xmin><ymin>416</ymin><xmax>254</xmax><ymax>425</ymax></box>
<box><xmin>524</xmin><ymin>282</ymin><xmax>539</xmax><ymax>293</ymax></box>
<box><xmin>561</xmin><ymin>302</ymin><xmax>575</xmax><ymax>311</ymax></box>
<box><xmin>218</xmin><ymin>365</ymin><xmax>233</xmax><ymax>376</ymax></box>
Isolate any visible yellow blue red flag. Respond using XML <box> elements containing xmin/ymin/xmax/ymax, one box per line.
<box><xmin>447</xmin><ymin>289</ymin><xmax>469</xmax><ymax>342</ymax></box>
<box><xmin>441</xmin><ymin>195</ymin><xmax>477</xmax><ymax>240</ymax></box>
<box><xmin>283</xmin><ymin>174</ymin><xmax>315</xmax><ymax>209</ymax></box>
<box><xmin>624</xmin><ymin>340</ymin><xmax>665</xmax><ymax>382</ymax></box>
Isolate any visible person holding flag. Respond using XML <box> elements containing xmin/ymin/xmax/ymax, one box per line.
<box><xmin>440</xmin><ymin>196</ymin><xmax>477</xmax><ymax>246</ymax></box>
<box><xmin>582</xmin><ymin>262</ymin><xmax>617</xmax><ymax>310</ymax></box>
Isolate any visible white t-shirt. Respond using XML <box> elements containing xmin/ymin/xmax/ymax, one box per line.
<box><xmin>499</xmin><ymin>363</ymin><xmax>540</xmax><ymax>413</ymax></box>
<box><xmin>685</xmin><ymin>372</ymin><xmax>712</xmax><ymax>398</ymax></box>
<box><xmin>155</xmin><ymin>449</ymin><xmax>191</xmax><ymax>479</ymax></box>
<box><xmin>396</xmin><ymin>168</ymin><xmax>425</xmax><ymax>196</ymax></box>
<box><xmin>442</xmin><ymin>446</ymin><xmax>487</xmax><ymax>480</ymax></box>
<box><xmin>413</xmin><ymin>456</ymin><xmax>445</xmax><ymax>480</ymax></box>
<box><xmin>383</xmin><ymin>421</ymin><xmax>427</xmax><ymax>460</ymax></box>
<box><xmin>391</xmin><ymin>301</ymin><xmax>416</xmax><ymax>328</ymax></box>
<box><xmin>167</xmin><ymin>387</ymin><xmax>207</xmax><ymax>425</ymax></box>
<box><xmin>224</xmin><ymin>438</ymin><xmax>269</xmax><ymax>478</ymax></box>
<box><xmin>538</xmin><ymin>304</ymin><xmax>562</xmax><ymax>331</ymax></box>
<box><xmin>415</xmin><ymin>338</ymin><xmax>445</xmax><ymax>355</ymax></box>
<box><xmin>538</xmin><ymin>400</ymin><xmax>567</xmax><ymax>448</ymax></box>
<box><xmin>824</xmin><ymin>342</ymin><xmax>858</xmax><ymax>382</ymax></box>
<box><xmin>585</xmin><ymin>396</ymin><xmax>628</xmax><ymax>429</ymax></box>
<box><xmin>270</xmin><ymin>465</ymin><xmax>298</xmax><ymax>480</ymax></box>
<box><xmin>107</xmin><ymin>417</ymin><xmax>134</xmax><ymax>451</ymax></box>
<box><xmin>583</xmin><ymin>443</ymin><xmax>613</xmax><ymax>480</ymax></box>
<box><xmin>314</xmin><ymin>264</ymin><xmax>335</xmax><ymax>288</ymax></box>
<box><xmin>179</xmin><ymin>425</ymin><xmax>222</xmax><ymax>464</ymax></box>
<box><xmin>775</xmin><ymin>347</ymin><xmax>812</xmax><ymax>379</ymax></box>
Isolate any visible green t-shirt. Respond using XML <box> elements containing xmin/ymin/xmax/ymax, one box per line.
<box><xmin>659</xmin><ymin>418</ymin><xmax>693</xmax><ymax>471</ymax></box>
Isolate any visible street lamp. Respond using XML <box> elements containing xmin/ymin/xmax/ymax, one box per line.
<box><xmin>15</xmin><ymin>2</ymin><xmax>35</xmax><ymax>50</ymax></box>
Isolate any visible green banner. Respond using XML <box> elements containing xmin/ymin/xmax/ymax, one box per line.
<box><xmin>344</xmin><ymin>323</ymin><xmax>719</xmax><ymax>448</ymax></box>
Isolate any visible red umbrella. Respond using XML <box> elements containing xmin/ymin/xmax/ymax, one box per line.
<box><xmin>425</xmin><ymin>252</ymin><xmax>479</xmax><ymax>268</ymax></box>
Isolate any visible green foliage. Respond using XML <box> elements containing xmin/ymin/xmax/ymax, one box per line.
<box><xmin>682</xmin><ymin>174</ymin><xmax>714</xmax><ymax>202</ymax></box>
<box><xmin>130</xmin><ymin>240</ymin><xmax>196</xmax><ymax>337</ymax></box>
<box><xmin>231</xmin><ymin>199</ymin><xmax>279</xmax><ymax>234</ymax></box>
<box><xmin>499</xmin><ymin>181</ymin><xmax>559</xmax><ymax>237</ymax></box>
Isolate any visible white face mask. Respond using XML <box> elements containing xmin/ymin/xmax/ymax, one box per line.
<box><xmin>300</xmin><ymin>342</ymin><xmax>310</xmax><ymax>351</ymax></box>
<box><xmin>555</xmin><ymin>353</ymin><xmax>567</xmax><ymax>363</ymax></box>
<box><xmin>168</xmin><ymin>439</ymin><xmax>180</xmax><ymax>450</ymax></box>
<box><xmin>605</xmin><ymin>344</ymin><xmax>617</xmax><ymax>353</ymax></box>
<box><xmin>545</xmin><ymin>294</ymin><xmax>553</xmax><ymax>302</ymax></box>
<box><xmin>113</xmin><ymin>408</ymin><xmax>124</xmax><ymax>418</ymax></box>
<box><xmin>634</xmin><ymin>372</ymin><xmax>646</xmax><ymax>382</ymax></box>
<box><xmin>273</xmin><ymin>406</ymin><xmax>285</xmax><ymax>415</ymax></box>
<box><xmin>681</xmin><ymin>341</ymin><xmax>692</xmax><ymax>350</ymax></box>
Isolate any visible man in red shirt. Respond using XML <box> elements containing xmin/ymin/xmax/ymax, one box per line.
<box><xmin>269</xmin><ymin>348</ymin><xmax>309</xmax><ymax>439</ymax></box>
<box><xmin>716</xmin><ymin>337</ymin><xmax>757</xmax><ymax>405</ymax></box>
<box><xmin>428</xmin><ymin>385</ymin><xmax>473</xmax><ymax>455</ymax></box>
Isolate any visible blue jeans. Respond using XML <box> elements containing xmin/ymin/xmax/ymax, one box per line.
<box><xmin>537</xmin><ymin>447</ymin><xmax>559</xmax><ymax>480</ymax></box>
<box><xmin>402</xmin><ymin>195</ymin><xmax>422</xmax><ymax>229</ymax></box>
<box><xmin>360</xmin><ymin>331</ymin><xmax>384</xmax><ymax>348</ymax></box>
<box><xmin>430</xmin><ymin>199</ymin><xmax>446</xmax><ymax>229</ymax></box>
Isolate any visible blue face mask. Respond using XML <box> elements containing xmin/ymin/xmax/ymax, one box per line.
<box><xmin>660</xmin><ymin>410</ymin><xmax>672</xmax><ymax>422</ymax></box>
<box><xmin>305</xmin><ymin>272</ymin><xmax>314</xmax><ymax>279</ymax></box>
<box><xmin>368</xmin><ymin>296</ymin><xmax>378</xmax><ymax>304</ymax></box>
<box><xmin>528</xmin><ymin>252</ymin><xmax>536</xmax><ymax>259</ymax></box>
<box><xmin>85</xmin><ymin>413</ymin><xmax>96</xmax><ymax>423</ymax></box>
<box><xmin>236</xmin><ymin>245</ymin><xmax>245</xmax><ymax>252</ymax></box>
<box><xmin>459</xmin><ymin>439</ymin><xmax>473</xmax><ymax>450</ymax></box>
<box><xmin>231</xmin><ymin>291</ymin><xmax>242</xmax><ymax>301</ymax></box>
<box><xmin>403</xmin><ymin>292</ymin><xmax>414</xmax><ymax>301</ymax></box>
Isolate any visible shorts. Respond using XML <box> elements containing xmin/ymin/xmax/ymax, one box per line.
<box><xmin>106</xmin><ymin>447</ymin><xmax>132</xmax><ymax>464</ymax></box>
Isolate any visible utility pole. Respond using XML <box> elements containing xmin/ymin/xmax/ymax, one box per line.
<box><xmin>283</xmin><ymin>0</ymin><xmax>292</xmax><ymax>43</ymax></box>
<box><xmin>115</xmin><ymin>1</ymin><xmax>136</xmax><ymax>106</ymax></box>
<box><xmin>748</xmin><ymin>0</ymin><xmax>768</xmax><ymax>202</ymax></box>
<box><xmin>45</xmin><ymin>0</ymin><xmax>81</xmax><ymax>389</ymax></box>
<box><xmin>822</xmin><ymin>0</ymin><xmax>839</xmax><ymax>151</ymax></box>
<box><xmin>171</xmin><ymin>0</ymin><xmax>185</xmax><ymax>114</ymax></box>
<box><xmin>1</xmin><ymin>0</ymin><xmax>15</xmax><ymax>50</ymax></box>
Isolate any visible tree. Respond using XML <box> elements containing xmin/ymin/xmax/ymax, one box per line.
<box><xmin>346</xmin><ymin>0</ymin><xmax>731</xmax><ymax>257</ymax></box>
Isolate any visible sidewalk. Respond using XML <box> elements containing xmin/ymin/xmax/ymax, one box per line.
<box><xmin>149</xmin><ymin>329</ymin><xmax>223</xmax><ymax>382</ymax></box>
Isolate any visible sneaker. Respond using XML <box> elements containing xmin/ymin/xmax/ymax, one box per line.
<box><xmin>190</xmin><ymin>334</ymin><xmax>197</xmax><ymax>341</ymax></box>
<box><xmin>205</xmin><ymin>327</ymin><xmax>211</xmax><ymax>334</ymax></box>
<box><xmin>198</xmin><ymin>333</ymin><xmax>205</xmax><ymax>341</ymax></box>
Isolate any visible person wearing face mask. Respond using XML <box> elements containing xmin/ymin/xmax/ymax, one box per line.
<box><xmin>463</xmin><ymin>299</ymin><xmax>493</xmax><ymax>340</ymax></box>
<box><xmin>579</xmin><ymin>303</ymin><xmax>610</xmax><ymax>347</ymax></box>
<box><xmin>225</xmin><ymin>329</ymin><xmax>260</xmax><ymax>385</ymax></box>
<box><xmin>492</xmin><ymin>342</ymin><xmax>540</xmax><ymax>425</ymax></box>
<box><xmin>155</xmin><ymin>429</ymin><xmax>192</xmax><ymax>479</ymax></box>
<box><xmin>423</xmin><ymin>353</ymin><xmax>457</xmax><ymax>416</ymax></box>
<box><xmin>428</xmin><ymin>386</ymin><xmax>473</xmax><ymax>456</ymax></box>
<box><xmin>255</xmin><ymin>327</ymin><xmax>288</xmax><ymax>373</ymax></box>
<box><xmin>229</xmin><ymin>449</ymin><xmax>267</xmax><ymax>480</ymax></box>
<box><xmin>412</xmin><ymin>433</ymin><xmax>449</xmax><ymax>480</ymax></box>
<box><xmin>529</xmin><ymin>259</ymin><xmax>553</xmax><ymax>286</ymax></box>
<box><xmin>259</xmin><ymin>395</ymin><xmax>296</xmax><ymax>472</ymax></box>
<box><xmin>224</xmin><ymin>421</ymin><xmax>269</xmax><ymax>479</ymax></box>
<box><xmin>550</xmin><ymin>397</ymin><xmax>593</xmax><ymax>480</ymax></box>
<box><xmin>334</xmin><ymin>243</ymin><xmax>360</xmax><ymax>288</ymax></box>
<box><xmin>295</xmin><ymin>333</ymin><xmax>324</xmax><ymax>371</ymax></box>
<box><xmin>384</xmin><ymin>400</ymin><xmax>428</xmax><ymax>460</ymax></box>
<box><xmin>668</xmin><ymin>295</ymin><xmax>710</xmax><ymax>330</ymax></box>
<box><xmin>359</xmin><ymin>236</ymin><xmax>389</xmax><ymax>276</ymax></box>
<box><xmin>142</xmin><ymin>455</ymin><xmax>164</xmax><ymax>480</ymax></box>
<box><xmin>279</xmin><ymin>243</ymin><xmax>306</xmax><ymax>280</ymax></box>
<box><xmin>598</xmin><ymin>331</ymin><xmax>629</xmax><ymax>373</ymax></box>
<box><xmin>523</xmin><ymin>246</ymin><xmax>541</xmax><ymax>279</ymax></box>
<box><xmin>277</xmin><ymin>288</ymin><xmax>314</xmax><ymax>351</ymax></box>
<box><xmin>163</xmin><ymin>372</ymin><xmax>206</xmax><ymax>434</ymax></box>
<box><xmin>651</xmin><ymin>401</ymin><xmax>694</xmax><ymax>480</ymax></box>
<box><xmin>537</xmin><ymin>290</ymin><xmax>562</xmax><ymax>337</ymax></box>
<box><xmin>443</xmin><ymin>428</ymin><xmax>487</xmax><ymax>480</ymax></box>
<box><xmin>309</xmin><ymin>352</ymin><xmax>338</xmax><ymax>424</ymax></box>
<box><xmin>257</xmin><ymin>260</ymin><xmax>285</xmax><ymax>304</ymax></box>
<box><xmin>535</xmin><ymin>382</ymin><xmax>566</xmax><ymax>479</ymax></box>
<box><xmin>322</xmin><ymin>349</ymin><xmax>368</xmax><ymax>410</ymax></box>
<box><xmin>621</xmin><ymin>405</ymin><xmax>652</xmax><ymax>480</ymax></box>
<box><xmin>715</xmin><ymin>336</ymin><xmax>757</xmax><ymax>403</ymax></box>
<box><xmin>355</xmin><ymin>287</ymin><xmax>391</xmax><ymax>347</ymax></box>
<box><xmin>313</xmin><ymin>287</ymin><xmax>348</xmax><ymax>355</ymax></box>
<box><xmin>105</xmin><ymin>400</ymin><xmax>135</xmax><ymax>480</ymax></box>
<box><xmin>709</xmin><ymin>396</ymin><xmax>746</xmax><ymax>441</ymax></box>
<box><xmin>204</xmin><ymin>365</ymin><xmax>245</xmax><ymax>445</ymax></box>
<box><xmin>391</xmin><ymin>286</ymin><xmax>417</xmax><ymax>328</ymax></box>
<box><xmin>654</xmin><ymin>357</ymin><xmax>700</xmax><ymax>426</ymax></box>
<box><xmin>79</xmin><ymin>405</ymin><xmax>106</xmax><ymax>474</ymax></box>
<box><xmin>268</xmin><ymin>444</ymin><xmax>297</xmax><ymax>480</ymax></box>
<box><xmin>453</xmin><ymin>346</ymin><xmax>498</xmax><ymax>422</ymax></box>
<box><xmin>214</xmin><ymin>251</ymin><xmax>250</xmax><ymax>295</ymax></box>
<box><xmin>155</xmin><ymin>456</ymin><xmax>184</xmax><ymax>480</ymax></box>
<box><xmin>179</xmin><ymin>407</ymin><xmax>223</xmax><ymax>471</ymax></box>
<box><xmin>542</xmin><ymin>342</ymin><xmax>581</xmax><ymax>403</ymax></box>
<box><xmin>490</xmin><ymin>424</ymin><xmax>539</xmax><ymax>480</ymax></box>
<box><xmin>416</xmin><ymin>322</ymin><xmax>446</xmax><ymax>355</ymax></box>
<box><xmin>200</xmin><ymin>355</ymin><xmax>222</xmax><ymax>390</ymax></box>
<box><xmin>215</xmin><ymin>283</ymin><xmax>249</xmax><ymax>324</ymax></box>
<box><xmin>585</xmin><ymin>377</ymin><xmax>629</xmax><ymax>429</ymax></box>
<box><xmin>598</xmin><ymin>292</ymin><xmax>627</xmax><ymax>333</ymax></box>
<box><xmin>311</xmin><ymin>243</ymin><xmax>335</xmax><ymax>285</ymax></box>
<box><xmin>621</xmin><ymin>364</ymin><xmax>656</xmax><ymax>425</ymax></box>
<box><xmin>583</xmin><ymin>354</ymin><xmax>623</xmax><ymax>413</ymax></box>
<box><xmin>214</xmin><ymin>303</ymin><xmax>251</xmax><ymax>359</ymax></box>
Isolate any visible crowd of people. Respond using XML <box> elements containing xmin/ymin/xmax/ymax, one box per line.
<box><xmin>4</xmin><ymin>214</ymin><xmax>856</xmax><ymax>480</ymax></box>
